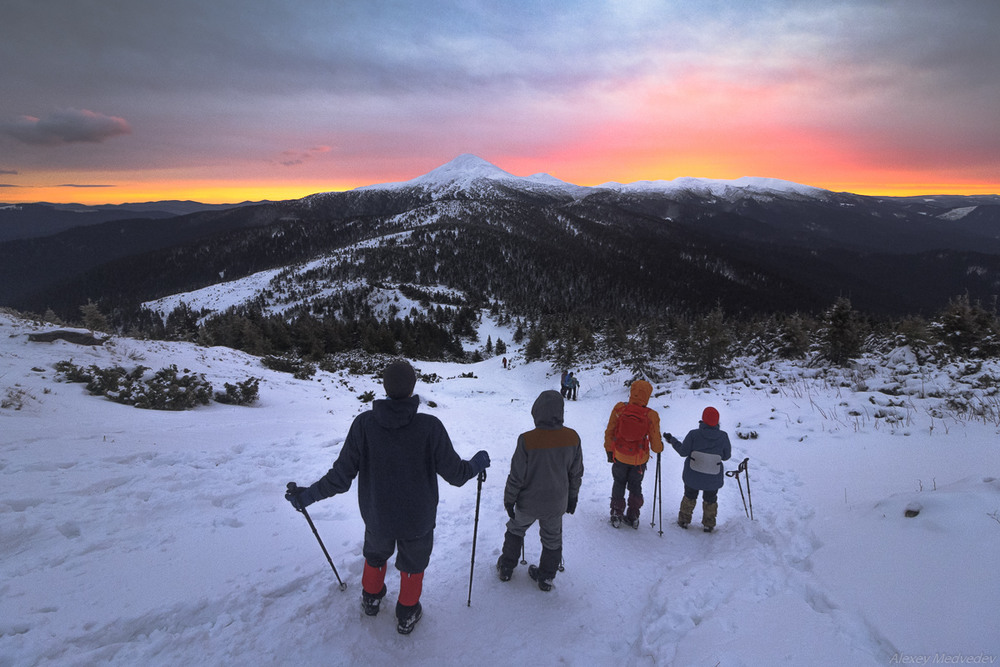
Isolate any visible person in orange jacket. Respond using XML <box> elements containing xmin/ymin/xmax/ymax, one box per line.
<box><xmin>603</xmin><ymin>379</ymin><xmax>663</xmax><ymax>528</ymax></box>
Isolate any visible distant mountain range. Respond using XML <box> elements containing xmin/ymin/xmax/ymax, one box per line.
<box><xmin>0</xmin><ymin>200</ymin><xmax>272</xmax><ymax>243</ymax></box>
<box><xmin>2</xmin><ymin>154</ymin><xmax>999</xmax><ymax>321</ymax></box>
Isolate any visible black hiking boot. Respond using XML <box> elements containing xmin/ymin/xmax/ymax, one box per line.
<box><xmin>528</xmin><ymin>565</ymin><xmax>553</xmax><ymax>592</ymax></box>
<box><xmin>360</xmin><ymin>584</ymin><xmax>387</xmax><ymax>617</ymax></box>
<box><xmin>496</xmin><ymin>556</ymin><xmax>513</xmax><ymax>582</ymax></box>
<box><xmin>396</xmin><ymin>601</ymin><xmax>422</xmax><ymax>635</ymax></box>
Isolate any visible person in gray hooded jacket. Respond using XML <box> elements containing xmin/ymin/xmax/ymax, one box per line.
<box><xmin>664</xmin><ymin>406</ymin><xmax>731</xmax><ymax>532</ymax></box>
<box><xmin>496</xmin><ymin>390</ymin><xmax>583</xmax><ymax>591</ymax></box>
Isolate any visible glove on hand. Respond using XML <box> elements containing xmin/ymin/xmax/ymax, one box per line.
<box><xmin>470</xmin><ymin>450</ymin><xmax>491</xmax><ymax>475</ymax></box>
<box><xmin>505</xmin><ymin>502</ymin><xmax>515</xmax><ymax>520</ymax></box>
<box><xmin>566</xmin><ymin>497</ymin><xmax>578</xmax><ymax>515</ymax></box>
<box><xmin>663</xmin><ymin>432</ymin><xmax>672</xmax><ymax>441</ymax></box>
<box><xmin>285</xmin><ymin>484</ymin><xmax>315</xmax><ymax>512</ymax></box>
<box><xmin>606</xmin><ymin>450</ymin><xmax>615</xmax><ymax>464</ymax></box>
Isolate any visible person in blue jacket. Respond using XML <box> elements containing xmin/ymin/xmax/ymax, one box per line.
<box><xmin>664</xmin><ymin>406</ymin><xmax>731</xmax><ymax>532</ymax></box>
<box><xmin>286</xmin><ymin>360</ymin><xmax>490</xmax><ymax>635</ymax></box>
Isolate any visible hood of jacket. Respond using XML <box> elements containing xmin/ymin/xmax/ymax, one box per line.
<box><xmin>372</xmin><ymin>395</ymin><xmax>420</xmax><ymax>429</ymax></box>
<box><xmin>531</xmin><ymin>390</ymin><xmax>564</xmax><ymax>429</ymax></box>
<box><xmin>696</xmin><ymin>421</ymin><xmax>726</xmax><ymax>441</ymax></box>
<box><xmin>628</xmin><ymin>380</ymin><xmax>652</xmax><ymax>407</ymax></box>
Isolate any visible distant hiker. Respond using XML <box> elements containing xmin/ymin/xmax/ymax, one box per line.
<box><xmin>604</xmin><ymin>379</ymin><xmax>663</xmax><ymax>528</ymax></box>
<box><xmin>568</xmin><ymin>373</ymin><xmax>580</xmax><ymax>401</ymax></box>
<box><xmin>286</xmin><ymin>360</ymin><xmax>490</xmax><ymax>634</ymax></box>
<box><xmin>496</xmin><ymin>390</ymin><xmax>583</xmax><ymax>591</ymax></box>
<box><xmin>502</xmin><ymin>357</ymin><xmax>508</xmax><ymax>369</ymax></box>
<box><xmin>560</xmin><ymin>371</ymin><xmax>570</xmax><ymax>398</ymax></box>
<box><xmin>664</xmin><ymin>406</ymin><xmax>732</xmax><ymax>532</ymax></box>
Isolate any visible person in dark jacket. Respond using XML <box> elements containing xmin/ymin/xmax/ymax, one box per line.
<box><xmin>496</xmin><ymin>390</ymin><xmax>583</xmax><ymax>591</ymax></box>
<box><xmin>664</xmin><ymin>406</ymin><xmax>732</xmax><ymax>532</ymax></box>
<box><xmin>286</xmin><ymin>360</ymin><xmax>490</xmax><ymax>634</ymax></box>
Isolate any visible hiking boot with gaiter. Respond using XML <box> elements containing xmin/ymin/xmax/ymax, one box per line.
<box><xmin>496</xmin><ymin>530</ymin><xmax>522</xmax><ymax>581</ymax></box>
<box><xmin>396</xmin><ymin>601</ymin><xmax>422</xmax><ymax>635</ymax></box>
<box><xmin>678</xmin><ymin>496</ymin><xmax>697</xmax><ymax>529</ymax></box>
<box><xmin>610</xmin><ymin>497</ymin><xmax>626</xmax><ymax>528</ymax></box>
<box><xmin>360</xmin><ymin>584</ymin><xmax>386</xmax><ymax>617</ymax></box>
<box><xmin>528</xmin><ymin>546</ymin><xmax>561</xmax><ymax>592</ymax></box>
<box><xmin>702</xmin><ymin>501</ymin><xmax>718</xmax><ymax>533</ymax></box>
<box><xmin>624</xmin><ymin>494</ymin><xmax>643</xmax><ymax>529</ymax></box>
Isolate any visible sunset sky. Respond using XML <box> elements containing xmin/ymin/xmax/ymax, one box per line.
<box><xmin>2</xmin><ymin>0</ymin><xmax>999</xmax><ymax>205</ymax></box>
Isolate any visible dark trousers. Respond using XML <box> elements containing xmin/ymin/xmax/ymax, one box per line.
<box><xmin>683</xmin><ymin>486</ymin><xmax>718</xmax><ymax>504</ymax></box>
<box><xmin>363</xmin><ymin>527</ymin><xmax>434</xmax><ymax>574</ymax></box>
<box><xmin>611</xmin><ymin>460</ymin><xmax>645</xmax><ymax>500</ymax></box>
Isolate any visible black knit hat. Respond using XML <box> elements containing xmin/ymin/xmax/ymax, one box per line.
<box><xmin>383</xmin><ymin>360</ymin><xmax>416</xmax><ymax>399</ymax></box>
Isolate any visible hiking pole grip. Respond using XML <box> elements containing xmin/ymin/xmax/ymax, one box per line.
<box><xmin>726</xmin><ymin>462</ymin><xmax>751</xmax><ymax>519</ymax></box>
<box><xmin>287</xmin><ymin>482</ymin><xmax>347</xmax><ymax>591</ymax></box>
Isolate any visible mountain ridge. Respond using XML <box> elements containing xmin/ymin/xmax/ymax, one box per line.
<box><xmin>2</xmin><ymin>155</ymin><xmax>1000</xmax><ymax>323</ymax></box>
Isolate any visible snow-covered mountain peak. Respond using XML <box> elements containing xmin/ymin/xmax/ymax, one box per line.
<box><xmin>358</xmin><ymin>154</ymin><xmax>518</xmax><ymax>193</ymax></box>
<box><xmin>357</xmin><ymin>154</ymin><xmax>583</xmax><ymax>200</ymax></box>
<box><xmin>414</xmin><ymin>153</ymin><xmax>517</xmax><ymax>187</ymax></box>
<box><xmin>598</xmin><ymin>175</ymin><xmax>827</xmax><ymax>200</ymax></box>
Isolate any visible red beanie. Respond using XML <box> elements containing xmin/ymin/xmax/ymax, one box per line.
<box><xmin>702</xmin><ymin>406</ymin><xmax>719</xmax><ymax>426</ymax></box>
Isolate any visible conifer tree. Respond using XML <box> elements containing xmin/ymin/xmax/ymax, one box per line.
<box><xmin>80</xmin><ymin>300</ymin><xmax>109</xmax><ymax>333</ymax></box>
<box><xmin>524</xmin><ymin>327</ymin><xmax>546</xmax><ymax>361</ymax></box>
<box><xmin>820</xmin><ymin>297</ymin><xmax>862</xmax><ymax>366</ymax></box>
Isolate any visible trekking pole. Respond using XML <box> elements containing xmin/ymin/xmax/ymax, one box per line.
<box><xmin>656</xmin><ymin>452</ymin><xmax>663</xmax><ymax>537</ymax></box>
<box><xmin>559</xmin><ymin>556</ymin><xmax>565</xmax><ymax>573</ymax></box>
<box><xmin>650</xmin><ymin>452</ymin><xmax>659</xmax><ymax>529</ymax></box>
<box><xmin>744</xmin><ymin>458</ymin><xmax>753</xmax><ymax>520</ymax></box>
<box><xmin>467</xmin><ymin>469</ymin><xmax>486</xmax><ymax>607</ymax></box>
<box><xmin>286</xmin><ymin>482</ymin><xmax>347</xmax><ymax>591</ymax></box>
<box><xmin>520</xmin><ymin>543</ymin><xmax>527</xmax><ymax>565</ymax></box>
<box><xmin>726</xmin><ymin>459</ymin><xmax>751</xmax><ymax>520</ymax></box>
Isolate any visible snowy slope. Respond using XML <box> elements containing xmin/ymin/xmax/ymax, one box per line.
<box><xmin>2</xmin><ymin>310</ymin><xmax>999</xmax><ymax>666</ymax></box>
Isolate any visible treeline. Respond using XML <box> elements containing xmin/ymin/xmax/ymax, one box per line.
<box><xmin>126</xmin><ymin>295</ymin><xmax>482</xmax><ymax>362</ymax></box>
<box><xmin>94</xmin><ymin>292</ymin><xmax>999</xmax><ymax>384</ymax></box>
<box><xmin>519</xmin><ymin>294</ymin><xmax>1000</xmax><ymax>379</ymax></box>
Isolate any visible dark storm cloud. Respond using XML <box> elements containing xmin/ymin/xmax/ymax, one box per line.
<box><xmin>1</xmin><ymin>109</ymin><xmax>132</xmax><ymax>146</ymax></box>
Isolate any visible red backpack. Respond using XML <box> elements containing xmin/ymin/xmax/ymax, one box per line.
<box><xmin>614</xmin><ymin>403</ymin><xmax>650</xmax><ymax>457</ymax></box>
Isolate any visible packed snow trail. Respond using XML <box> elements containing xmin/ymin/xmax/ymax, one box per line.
<box><xmin>2</xmin><ymin>313</ymin><xmax>998</xmax><ymax>665</ymax></box>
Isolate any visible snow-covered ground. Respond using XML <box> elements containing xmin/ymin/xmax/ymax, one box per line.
<box><xmin>1</xmin><ymin>310</ymin><xmax>998</xmax><ymax>666</ymax></box>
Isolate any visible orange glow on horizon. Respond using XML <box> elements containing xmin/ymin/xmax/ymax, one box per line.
<box><xmin>3</xmin><ymin>169</ymin><xmax>997</xmax><ymax>206</ymax></box>
<box><xmin>0</xmin><ymin>180</ymin><xmax>371</xmax><ymax>206</ymax></box>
